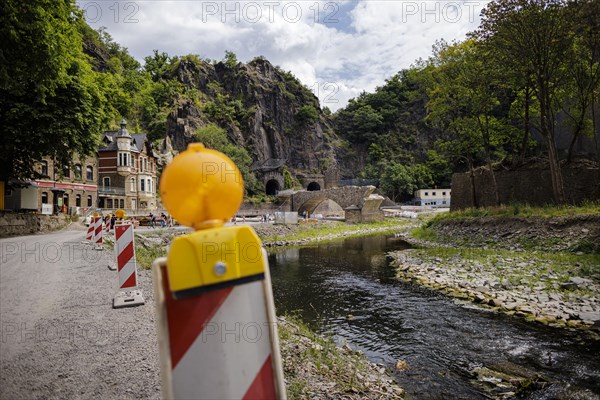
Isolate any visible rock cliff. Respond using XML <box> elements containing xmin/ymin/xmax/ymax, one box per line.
<box><xmin>163</xmin><ymin>56</ymin><xmax>342</xmax><ymax>189</ymax></box>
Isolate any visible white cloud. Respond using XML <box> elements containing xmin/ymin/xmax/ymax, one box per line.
<box><xmin>78</xmin><ymin>0</ymin><xmax>489</xmax><ymax>111</ymax></box>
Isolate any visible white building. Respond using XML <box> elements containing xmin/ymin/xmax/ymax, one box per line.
<box><xmin>414</xmin><ymin>189</ymin><xmax>451</xmax><ymax>207</ymax></box>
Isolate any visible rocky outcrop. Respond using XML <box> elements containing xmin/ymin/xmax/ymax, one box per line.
<box><xmin>164</xmin><ymin>57</ymin><xmax>341</xmax><ymax>187</ymax></box>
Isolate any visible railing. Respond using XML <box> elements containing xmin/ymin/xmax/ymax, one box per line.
<box><xmin>98</xmin><ymin>187</ymin><xmax>126</xmax><ymax>195</ymax></box>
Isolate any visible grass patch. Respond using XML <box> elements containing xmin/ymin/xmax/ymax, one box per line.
<box><xmin>430</xmin><ymin>200</ymin><xmax>600</xmax><ymax>222</ymax></box>
<box><xmin>262</xmin><ymin>219</ymin><xmax>410</xmax><ymax>243</ymax></box>
<box><xmin>135</xmin><ymin>244</ymin><xmax>166</xmax><ymax>270</ymax></box>
<box><xmin>410</xmin><ymin>226</ymin><xmax>439</xmax><ymax>242</ymax></box>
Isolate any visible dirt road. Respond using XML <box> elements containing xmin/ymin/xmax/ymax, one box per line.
<box><xmin>0</xmin><ymin>227</ymin><xmax>161</xmax><ymax>399</ymax></box>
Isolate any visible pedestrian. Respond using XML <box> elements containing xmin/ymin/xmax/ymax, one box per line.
<box><xmin>149</xmin><ymin>212</ymin><xmax>156</xmax><ymax>228</ymax></box>
<box><xmin>160</xmin><ymin>212</ymin><xmax>167</xmax><ymax>228</ymax></box>
<box><xmin>110</xmin><ymin>215</ymin><xmax>116</xmax><ymax>229</ymax></box>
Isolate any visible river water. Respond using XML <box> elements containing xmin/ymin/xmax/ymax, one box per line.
<box><xmin>268</xmin><ymin>234</ymin><xmax>600</xmax><ymax>399</ymax></box>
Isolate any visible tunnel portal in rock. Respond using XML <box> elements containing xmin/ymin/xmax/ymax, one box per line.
<box><xmin>265</xmin><ymin>179</ymin><xmax>281</xmax><ymax>195</ymax></box>
<box><xmin>307</xmin><ymin>182</ymin><xmax>321</xmax><ymax>191</ymax></box>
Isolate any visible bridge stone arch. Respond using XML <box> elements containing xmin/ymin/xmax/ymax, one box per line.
<box><xmin>291</xmin><ymin>186</ymin><xmax>383</xmax><ymax>216</ymax></box>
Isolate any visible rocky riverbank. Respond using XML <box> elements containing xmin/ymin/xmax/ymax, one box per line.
<box><xmin>278</xmin><ymin>316</ymin><xmax>404</xmax><ymax>399</ymax></box>
<box><xmin>389</xmin><ymin>247</ymin><xmax>600</xmax><ymax>339</ymax></box>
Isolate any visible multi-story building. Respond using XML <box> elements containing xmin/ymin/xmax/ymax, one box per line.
<box><xmin>3</xmin><ymin>155</ymin><xmax>98</xmax><ymax>214</ymax></box>
<box><xmin>97</xmin><ymin>119</ymin><xmax>158</xmax><ymax>211</ymax></box>
<box><xmin>413</xmin><ymin>188</ymin><xmax>451</xmax><ymax>207</ymax></box>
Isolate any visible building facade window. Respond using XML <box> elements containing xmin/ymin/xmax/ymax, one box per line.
<box><xmin>75</xmin><ymin>164</ymin><xmax>82</xmax><ymax>180</ymax></box>
<box><xmin>140</xmin><ymin>178</ymin><xmax>145</xmax><ymax>192</ymax></box>
<box><xmin>63</xmin><ymin>165</ymin><xmax>70</xmax><ymax>179</ymax></box>
<box><xmin>130</xmin><ymin>177</ymin><xmax>136</xmax><ymax>192</ymax></box>
<box><xmin>76</xmin><ymin>195</ymin><xmax>81</xmax><ymax>207</ymax></box>
<box><xmin>87</xmin><ymin>195</ymin><xmax>92</xmax><ymax>207</ymax></box>
<box><xmin>119</xmin><ymin>199</ymin><xmax>124</xmax><ymax>209</ymax></box>
<box><xmin>86</xmin><ymin>166</ymin><xmax>93</xmax><ymax>181</ymax></box>
<box><xmin>42</xmin><ymin>192</ymin><xmax>48</xmax><ymax>204</ymax></box>
<box><xmin>41</xmin><ymin>161</ymin><xmax>48</xmax><ymax>177</ymax></box>
<box><xmin>118</xmin><ymin>153</ymin><xmax>132</xmax><ymax>167</ymax></box>
<box><xmin>147</xmin><ymin>178</ymin><xmax>151</xmax><ymax>193</ymax></box>
<box><xmin>103</xmin><ymin>177</ymin><xmax>110</xmax><ymax>188</ymax></box>
<box><xmin>107</xmin><ymin>199</ymin><xmax>113</xmax><ymax>208</ymax></box>
<box><xmin>63</xmin><ymin>194</ymin><xmax>69</xmax><ymax>206</ymax></box>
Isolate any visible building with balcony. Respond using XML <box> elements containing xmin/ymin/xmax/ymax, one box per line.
<box><xmin>97</xmin><ymin>119</ymin><xmax>158</xmax><ymax>211</ymax></box>
<box><xmin>3</xmin><ymin>155</ymin><xmax>98</xmax><ymax>215</ymax></box>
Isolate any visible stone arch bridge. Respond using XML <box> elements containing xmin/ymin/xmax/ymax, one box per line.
<box><xmin>287</xmin><ymin>185</ymin><xmax>384</xmax><ymax>222</ymax></box>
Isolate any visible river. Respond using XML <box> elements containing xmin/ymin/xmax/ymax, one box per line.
<box><xmin>268</xmin><ymin>234</ymin><xmax>600</xmax><ymax>399</ymax></box>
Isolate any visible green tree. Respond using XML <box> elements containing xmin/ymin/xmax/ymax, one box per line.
<box><xmin>0</xmin><ymin>0</ymin><xmax>109</xmax><ymax>184</ymax></box>
<box><xmin>144</xmin><ymin>50</ymin><xmax>172</xmax><ymax>82</ymax></box>
<box><xmin>427</xmin><ymin>39</ymin><xmax>511</xmax><ymax>205</ymax></box>
<box><xmin>295</xmin><ymin>105</ymin><xmax>319</xmax><ymax>127</ymax></box>
<box><xmin>563</xmin><ymin>0</ymin><xmax>600</xmax><ymax>162</ymax></box>
<box><xmin>223</xmin><ymin>51</ymin><xmax>238</xmax><ymax>69</ymax></box>
<box><xmin>476</xmin><ymin>0</ymin><xmax>573</xmax><ymax>204</ymax></box>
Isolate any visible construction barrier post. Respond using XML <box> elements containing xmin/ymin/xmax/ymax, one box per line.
<box><xmin>94</xmin><ymin>216</ymin><xmax>103</xmax><ymax>250</ymax></box>
<box><xmin>85</xmin><ymin>224</ymin><xmax>94</xmax><ymax>243</ymax></box>
<box><xmin>113</xmin><ymin>220</ymin><xmax>144</xmax><ymax>308</ymax></box>
<box><xmin>152</xmin><ymin>143</ymin><xmax>286</xmax><ymax>399</ymax></box>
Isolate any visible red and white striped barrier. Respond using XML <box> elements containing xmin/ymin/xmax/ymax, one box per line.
<box><xmin>105</xmin><ymin>220</ymin><xmax>110</xmax><ymax>233</ymax></box>
<box><xmin>113</xmin><ymin>222</ymin><xmax>144</xmax><ymax>308</ymax></box>
<box><xmin>94</xmin><ymin>217</ymin><xmax>103</xmax><ymax>250</ymax></box>
<box><xmin>153</xmin><ymin>253</ymin><xmax>286</xmax><ymax>399</ymax></box>
<box><xmin>85</xmin><ymin>224</ymin><xmax>94</xmax><ymax>242</ymax></box>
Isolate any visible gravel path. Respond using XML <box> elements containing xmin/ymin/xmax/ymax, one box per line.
<box><xmin>1</xmin><ymin>224</ymin><xmax>407</xmax><ymax>399</ymax></box>
<box><xmin>0</xmin><ymin>228</ymin><xmax>161</xmax><ymax>399</ymax></box>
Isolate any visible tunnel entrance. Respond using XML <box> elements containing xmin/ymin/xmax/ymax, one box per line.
<box><xmin>266</xmin><ymin>179</ymin><xmax>281</xmax><ymax>195</ymax></box>
<box><xmin>307</xmin><ymin>182</ymin><xmax>321</xmax><ymax>191</ymax></box>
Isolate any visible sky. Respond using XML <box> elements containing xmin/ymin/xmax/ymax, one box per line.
<box><xmin>79</xmin><ymin>0</ymin><xmax>490</xmax><ymax>111</ymax></box>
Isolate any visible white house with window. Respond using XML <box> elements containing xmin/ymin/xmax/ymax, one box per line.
<box><xmin>413</xmin><ymin>189</ymin><xmax>451</xmax><ymax>207</ymax></box>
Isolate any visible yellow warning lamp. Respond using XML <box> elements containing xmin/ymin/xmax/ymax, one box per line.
<box><xmin>93</xmin><ymin>212</ymin><xmax>99</xmax><ymax>218</ymax></box>
<box><xmin>115</xmin><ymin>209</ymin><xmax>125</xmax><ymax>220</ymax></box>
<box><xmin>106</xmin><ymin>213</ymin><xmax>112</xmax><ymax>219</ymax></box>
<box><xmin>160</xmin><ymin>143</ymin><xmax>244</xmax><ymax>230</ymax></box>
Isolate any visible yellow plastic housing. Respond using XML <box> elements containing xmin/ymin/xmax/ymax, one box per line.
<box><xmin>167</xmin><ymin>225</ymin><xmax>265</xmax><ymax>293</ymax></box>
<box><xmin>159</xmin><ymin>143</ymin><xmax>244</xmax><ymax>229</ymax></box>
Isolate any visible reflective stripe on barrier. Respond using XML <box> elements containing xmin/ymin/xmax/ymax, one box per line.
<box><xmin>94</xmin><ymin>217</ymin><xmax>103</xmax><ymax>250</ymax></box>
<box><xmin>113</xmin><ymin>222</ymin><xmax>144</xmax><ymax>308</ymax></box>
<box><xmin>153</xmin><ymin>231</ymin><xmax>286</xmax><ymax>399</ymax></box>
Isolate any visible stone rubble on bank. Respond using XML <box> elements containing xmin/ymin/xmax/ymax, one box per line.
<box><xmin>278</xmin><ymin>316</ymin><xmax>404</xmax><ymax>399</ymax></box>
<box><xmin>388</xmin><ymin>250</ymin><xmax>600</xmax><ymax>337</ymax></box>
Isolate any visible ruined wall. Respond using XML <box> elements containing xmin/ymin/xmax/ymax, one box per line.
<box><xmin>0</xmin><ymin>213</ymin><xmax>70</xmax><ymax>238</ymax></box>
<box><xmin>451</xmin><ymin>166</ymin><xmax>600</xmax><ymax>210</ymax></box>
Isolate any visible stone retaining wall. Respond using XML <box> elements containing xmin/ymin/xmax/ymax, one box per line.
<box><xmin>451</xmin><ymin>166</ymin><xmax>600</xmax><ymax>210</ymax></box>
<box><xmin>0</xmin><ymin>213</ymin><xmax>70</xmax><ymax>238</ymax></box>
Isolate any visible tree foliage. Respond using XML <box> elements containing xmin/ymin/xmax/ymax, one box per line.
<box><xmin>335</xmin><ymin>0</ymin><xmax>599</xmax><ymax>205</ymax></box>
<box><xmin>0</xmin><ymin>0</ymin><xmax>111</xmax><ymax>183</ymax></box>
